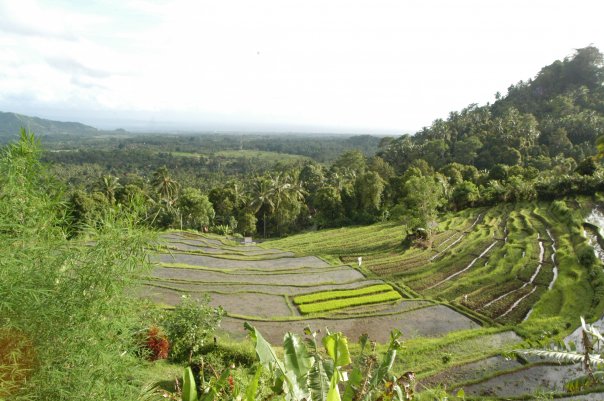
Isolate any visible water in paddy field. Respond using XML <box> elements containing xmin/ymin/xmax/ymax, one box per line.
<box><xmin>585</xmin><ymin>207</ymin><xmax>604</xmax><ymax>260</ymax></box>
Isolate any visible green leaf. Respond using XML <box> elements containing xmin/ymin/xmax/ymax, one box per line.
<box><xmin>244</xmin><ymin>322</ymin><xmax>285</xmax><ymax>375</ymax></box>
<box><xmin>371</xmin><ymin>349</ymin><xmax>396</xmax><ymax>388</ymax></box>
<box><xmin>342</xmin><ymin>365</ymin><xmax>363</xmax><ymax>401</ymax></box>
<box><xmin>271</xmin><ymin>374</ymin><xmax>285</xmax><ymax>395</ymax></box>
<box><xmin>456</xmin><ymin>388</ymin><xmax>466</xmax><ymax>399</ymax></box>
<box><xmin>343</xmin><ymin>333</ymin><xmax>370</xmax><ymax>401</ymax></box>
<box><xmin>283</xmin><ymin>332</ymin><xmax>313</xmax><ymax>399</ymax></box>
<box><xmin>358</xmin><ymin>333</ymin><xmax>369</xmax><ymax>353</ymax></box>
<box><xmin>370</xmin><ymin>330</ymin><xmax>402</xmax><ymax>388</ymax></box>
<box><xmin>597</xmin><ymin>135</ymin><xmax>604</xmax><ymax>159</ymax></box>
<box><xmin>322</xmin><ymin>332</ymin><xmax>351</xmax><ymax>367</ymax></box>
<box><xmin>182</xmin><ymin>366</ymin><xmax>198</xmax><ymax>401</ymax></box>
<box><xmin>393</xmin><ymin>384</ymin><xmax>404</xmax><ymax>401</ymax></box>
<box><xmin>327</xmin><ymin>370</ymin><xmax>342</xmax><ymax>401</ymax></box>
<box><xmin>309</xmin><ymin>359</ymin><xmax>331</xmax><ymax>401</ymax></box>
<box><xmin>245</xmin><ymin>365</ymin><xmax>262</xmax><ymax>401</ymax></box>
<box><xmin>283</xmin><ymin>332</ymin><xmax>314</xmax><ymax>378</ymax></box>
<box><xmin>199</xmin><ymin>369</ymin><xmax>231</xmax><ymax>401</ymax></box>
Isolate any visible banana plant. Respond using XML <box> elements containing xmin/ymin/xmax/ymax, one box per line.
<box><xmin>516</xmin><ymin>316</ymin><xmax>604</xmax><ymax>393</ymax></box>
<box><xmin>244</xmin><ymin>322</ymin><xmax>410</xmax><ymax>401</ymax></box>
<box><xmin>181</xmin><ymin>364</ymin><xmax>263</xmax><ymax>401</ymax></box>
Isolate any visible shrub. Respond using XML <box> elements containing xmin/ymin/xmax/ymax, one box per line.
<box><xmin>0</xmin><ymin>131</ymin><xmax>156</xmax><ymax>400</ymax></box>
<box><xmin>577</xmin><ymin>244</ymin><xmax>597</xmax><ymax>268</ymax></box>
<box><xmin>163</xmin><ymin>294</ymin><xmax>225</xmax><ymax>362</ymax></box>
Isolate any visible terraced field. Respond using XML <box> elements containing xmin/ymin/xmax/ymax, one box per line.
<box><xmin>140</xmin><ymin>231</ymin><xmax>479</xmax><ymax>343</ymax></box>
<box><xmin>265</xmin><ymin>200</ymin><xmax>604</xmax><ymax>399</ymax></box>
<box><xmin>269</xmin><ymin>202</ymin><xmax>602</xmax><ymax>329</ymax></box>
<box><xmin>140</xmin><ymin>200</ymin><xmax>604</xmax><ymax>399</ymax></box>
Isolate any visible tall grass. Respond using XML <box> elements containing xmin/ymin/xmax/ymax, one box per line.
<box><xmin>0</xmin><ymin>131</ymin><xmax>157</xmax><ymax>400</ymax></box>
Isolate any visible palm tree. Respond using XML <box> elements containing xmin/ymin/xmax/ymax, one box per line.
<box><xmin>152</xmin><ymin>166</ymin><xmax>179</xmax><ymax>207</ymax></box>
<box><xmin>249</xmin><ymin>177</ymin><xmax>276</xmax><ymax>238</ymax></box>
<box><xmin>99</xmin><ymin>175</ymin><xmax>120</xmax><ymax>204</ymax></box>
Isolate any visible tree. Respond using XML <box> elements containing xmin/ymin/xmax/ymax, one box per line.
<box><xmin>99</xmin><ymin>174</ymin><xmax>120</xmax><ymax>204</ymax></box>
<box><xmin>451</xmin><ymin>181</ymin><xmax>480</xmax><ymax>210</ymax></box>
<box><xmin>314</xmin><ymin>186</ymin><xmax>344</xmax><ymax>227</ymax></box>
<box><xmin>354</xmin><ymin>171</ymin><xmax>385</xmax><ymax>220</ymax></box>
<box><xmin>332</xmin><ymin>150</ymin><xmax>367</xmax><ymax>175</ymax></box>
<box><xmin>152</xmin><ymin>166</ymin><xmax>179</xmax><ymax>206</ymax></box>
<box><xmin>367</xmin><ymin>156</ymin><xmax>395</xmax><ymax>181</ymax></box>
<box><xmin>249</xmin><ymin>176</ymin><xmax>276</xmax><ymax>238</ymax></box>
<box><xmin>576</xmin><ymin>157</ymin><xmax>599</xmax><ymax>176</ymax></box>
<box><xmin>237</xmin><ymin>212</ymin><xmax>257</xmax><ymax>236</ymax></box>
<box><xmin>177</xmin><ymin>187</ymin><xmax>215</xmax><ymax>231</ymax></box>
<box><xmin>400</xmin><ymin>175</ymin><xmax>444</xmax><ymax>238</ymax></box>
<box><xmin>270</xmin><ymin>173</ymin><xmax>306</xmax><ymax>234</ymax></box>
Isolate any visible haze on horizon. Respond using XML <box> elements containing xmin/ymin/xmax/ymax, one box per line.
<box><xmin>0</xmin><ymin>0</ymin><xmax>603</xmax><ymax>134</ymax></box>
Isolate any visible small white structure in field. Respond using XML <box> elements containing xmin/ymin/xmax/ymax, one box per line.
<box><xmin>358</xmin><ymin>256</ymin><xmax>362</xmax><ymax>267</ymax></box>
<box><xmin>243</xmin><ymin>237</ymin><xmax>255</xmax><ymax>245</ymax></box>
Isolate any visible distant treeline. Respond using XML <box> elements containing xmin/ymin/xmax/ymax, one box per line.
<box><xmin>40</xmin><ymin>47</ymin><xmax>604</xmax><ymax>238</ymax></box>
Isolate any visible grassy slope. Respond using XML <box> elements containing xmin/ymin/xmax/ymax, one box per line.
<box><xmin>264</xmin><ymin>200</ymin><xmax>604</xmax><ymax>339</ymax></box>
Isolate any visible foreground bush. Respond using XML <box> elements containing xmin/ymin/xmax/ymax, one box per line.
<box><xmin>163</xmin><ymin>294</ymin><xmax>225</xmax><ymax>363</ymax></box>
<box><xmin>0</xmin><ymin>131</ymin><xmax>155</xmax><ymax>400</ymax></box>
<box><xmin>177</xmin><ymin>324</ymin><xmax>417</xmax><ymax>401</ymax></box>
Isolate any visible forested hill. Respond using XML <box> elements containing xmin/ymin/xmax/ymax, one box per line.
<box><xmin>0</xmin><ymin>111</ymin><xmax>98</xmax><ymax>139</ymax></box>
<box><xmin>379</xmin><ymin>46</ymin><xmax>604</xmax><ymax>172</ymax></box>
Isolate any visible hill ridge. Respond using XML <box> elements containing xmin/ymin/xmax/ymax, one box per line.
<box><xmin>0</xmin><ymin>110</ymin><xmax>98</xmax><ymax>138</ymax></box>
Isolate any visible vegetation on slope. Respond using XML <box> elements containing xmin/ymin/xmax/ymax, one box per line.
<box><xmin>0</xmin><ymin>131</ymin><xmax>156</xmax><ymax>400</ymax></box>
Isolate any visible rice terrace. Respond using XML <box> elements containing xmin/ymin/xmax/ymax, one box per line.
<box><xmin>138</xmin><ymin>198</ymin><xmax>604</xmax><ymax>398</ymax></box>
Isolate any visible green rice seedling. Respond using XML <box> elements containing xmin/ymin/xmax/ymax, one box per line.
<box><xmin>293</xmin><ymin>284</ymin><xmax>393</xmax><ymax>305</ymax></box>
<box><xmin>298</xmin><ymin>291</ymin><xmax>402</xmax><ymax>314</ymax></box>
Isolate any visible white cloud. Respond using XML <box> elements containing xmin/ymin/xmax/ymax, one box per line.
<box><xmin>0</xmin><ymin>0</ymin><xmax>603</xmax><ymax>132</ymax></box>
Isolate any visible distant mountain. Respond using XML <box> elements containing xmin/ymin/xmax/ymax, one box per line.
<box><xmin>0</xmin><ymin>111</ymin><xmax>98</xmax><ymax>138</ymax></box>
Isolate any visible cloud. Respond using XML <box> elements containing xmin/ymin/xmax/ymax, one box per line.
<box><xmin>0</xmin><ymin>0</ymin><xmax>603</xmax><ymax>133</ymax></box>
<box><xmin>46</xmin><ymin>57</ymin><xmax>113</xmax><ymax>79</ymax></box>
<box><xmin>0</xmin><ymin>0</ymin><xmax>88</xmax><ymax>41</ymax></box>
<box><xmin>0</xmin><ymin>17</ymin><xmax>77</xmax><ymax>41</ymax></box>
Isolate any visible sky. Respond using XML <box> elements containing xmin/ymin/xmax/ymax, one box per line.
<box><xmin>0</xmin><ymin>0</ymin><xmax>603</xmax><ymax>134</ymax></box>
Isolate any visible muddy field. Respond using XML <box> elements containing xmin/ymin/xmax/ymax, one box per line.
<box><xmin>220</xmin><ymin>304</ymin><xmax>480</xmax><ymax>343</ymax></box>
<box><xmin>151</xmin><ymin>266</ymin><xmax>364</xmax><ymax>285</ymax></box>
<box><xmin>154</xmin><ymin>253</ymin><xmax>329</xmax><ymax>269</ymax></box>
<box><xmin>143</xmin><ymin>231</ymin><xmax>491</xmax><ymax>352</ymax></box>
<box><xmin>419</xmin><ymin>355</ymin><xmax>522</xmax><ymax>389</ymax></box>
<box><xmin>462</xmin><ymin>363</ymin><xmax>585</xmax><ymax>397</ymax></box>
<box><xmin>139</xmin><ymin>286</ymin><xmax>293</xmax><ymax>317</ymax></box>
<box><xmin>140</xmin><ymin>278</ymin><xmax>386</xmax><ymax>296</ymax></box>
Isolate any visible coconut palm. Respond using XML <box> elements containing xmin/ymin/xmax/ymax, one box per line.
<box><xmin>249</xmin><ymin>176</ymin><xmax>276</xmax><ymax>238</ymax></box>
<box><xmin>152</xmin><ymin>166</ymin><xmax>179</xmax><ymax>207</ymax></box>
<box><xmin>99</xmin><ymin>175</ymin><xmax>120</xmax><ymax>204</ymax></box>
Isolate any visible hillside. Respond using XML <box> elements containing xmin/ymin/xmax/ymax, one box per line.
<box><xmin>0</xmin><ymin>111</ymin><xmax>98</xmax><ymax>139</ymax></box>
<box><xmin>379</xmin><ymin>46</ymin><xmax>604</xmax><ymax>173</ymax></box>
<box><xmin>263</xmin><ymin>198</ymin><xmax>604</xmax><ymax>398</ymax></box>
